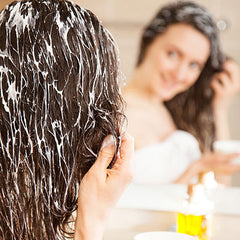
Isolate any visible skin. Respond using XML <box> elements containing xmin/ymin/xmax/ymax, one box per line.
<box><xmin>74</xmin><ymin>133</ymin><xmax>134</xmax><ymax>240</ymax></box>
<box><xmin>134</xmin><ymin>24</ymin><xmax>211</xmax><ymax>102</ymax></box>
<box><xmin>124</xmin><ymin>23</ymin><xmax>240</xmax><ymax>184</ymax></box>
<box><xmin>212</xmin><ymin>60</ymin><xmax>240</xmax><ymax>140</ymax></box>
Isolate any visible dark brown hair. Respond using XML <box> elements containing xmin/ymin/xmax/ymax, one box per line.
<box><xmin>137</xmin><ymin>1</ymin><xmax>225</xmax><ymax>151</ymax></box>
<box><xmin>0</xmin><ymin>0</ymin><xmax>124</xmax><ymax>239</ymax></box>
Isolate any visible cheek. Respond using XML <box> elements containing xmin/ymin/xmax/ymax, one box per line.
<box><xmin>186</xmin><ymin>72</ymin><xmax>200</xmax><ymax>87</ymax></box>
<box><xmin>178</xmin><ymin>76</ymin><xmax>198</xmax><ymax>93</ymax></box>
<box><xmin>154</xmin><ymin>52</ymin><xmax>171</xmax><ymax>67</ymax></box>
<box><xmin>145</xmin><ymin>52</ymin><xmax>161</xmax><ymax>71</ymax></box>
<box><xmin>157</xmin><ymin>58</ymin><xmax>176</xmax><ymax>75</ymax></box>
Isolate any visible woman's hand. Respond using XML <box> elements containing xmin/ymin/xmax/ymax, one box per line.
<box><xmin>211</xmin><ymin>59</ymin><xmax>240</xmax><ymax>139</ymax></box>
<box><xmin>211</xmin><ymin>59</ymin><xmax>240</xmax><ymax>110</ymax></box>
<box><xmin>74</xmin><ymin>133</ymin><xmax>134</xmax><ymax>240</ymax></box>
<box><xmin>199</xmin><ymin>152</ymin><xmax>240</xmax><ymax>174</ymax></box>
<box><xmin>176</xmin><ymin>152</ymin><xmax>240</xmax><ymax>184</ymax></box>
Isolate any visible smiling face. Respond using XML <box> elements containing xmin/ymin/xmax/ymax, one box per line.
<box><xmin>138</xmin><ymin>23</ymin><xmax>211</xmax><ymax>101</ymax></box>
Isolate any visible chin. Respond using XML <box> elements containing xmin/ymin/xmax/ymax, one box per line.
<box><xmin>163</xmin><ymin>96</ymin><xmax>173</xmax><ymax>102</ymax></box>
<box><xmin>161</xmin><ymin>92</ymin><xmax>177</xmax><ymax>102</ymax></box>
<box><xmin>163</xmin><ymin>88</ymin><xmax>186</xmax><ymax>101</ymax></box>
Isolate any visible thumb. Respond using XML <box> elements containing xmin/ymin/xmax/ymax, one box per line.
<box><xmin>95</xmin><ymin>135</ymin><xmax>116</xmax><ymax>169</ymax></box>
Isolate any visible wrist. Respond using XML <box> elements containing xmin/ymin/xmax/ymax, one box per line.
<box><xmin>74</xmin><ymin>217</ymin><xmax>104</xmax><ymax>240</ymax></box>
<box><xmin>214</xmin><ymin>106</ymin><xmax>228</xmax><ymax>116</ymax></box>
<box><xmin>191</xmin><ymin>160</ymin><xmax>202</xmax><ymax>176</ymax></box>
<box><xmin>213</xmin><ymin>101</ymin><xmax>229</xmax><ymax>115</ymax></box>
<box><xmin>213</xmin><ymin>104</ymin><xmax>230</xmax><ymax>140</ymax></box>
<box><xmin>175</xmin><ymin>160</ymin><xmax>202</xmax><ymax>184</ymax></box>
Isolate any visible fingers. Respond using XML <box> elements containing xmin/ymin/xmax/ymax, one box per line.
<box><xmin>218</xmin><ymin>163</ymin><xmax>240</xmax><ymax>174</ymax></box>
<box><xmin>223</xmin><ymin>153</ymin><xmax>240</xmax><ymax>162</ymax></box>
<box><xmin>93</xmin><ymin>133</ymin><xmax>134</xmax><ymax>169</ymax></box>
<box><xmin>107</xmin><ymin>132</ymin><xmax>134</xmax><ymax>184</ymax></box>
<box><xmin>94</xmin><ymin>135</ymin><xmax>116</xmax><ymax>170</ymax></box>
<box><xmin>113</xmin><ymin>132</ymin><xmax>134</xmax><ymax>170</ymax></box>
<box><xmin>211</xmin><ymin>60</ymin><xmax>240</xmax><ymax>93</ymax></box>
<box><xmin>211</xmin><ymin>72</ymin><xmax>229</xmax><ymax>93</ymax></box>
<box><xmin>217</xmin><ymin>60</ymin><xmax>240</xmax><ymax>89</ymax></box>
<box><xmin>223</xmin><ymin>59</ymin><xmax>240</xmax><ymax>85</ymax></box>
<box><xmin>203</xmin><ymin>152</ymin><xmax>240</xmax><ymax>174</ymax></box>
<box><xmin>89</xmin><ymin>133</ymin><xmax>134</xmax><ymax>184</ymax></box>
<box><xmin>212</xmin><ymin>152</ymin><xmax>239</xmax><ymax>163</ymax></box>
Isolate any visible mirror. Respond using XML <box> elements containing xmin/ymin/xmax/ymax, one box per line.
<box><xmin>79</xmin><ymin>0</ymin><xmax>240</xmax><ymax>187</ymax></box>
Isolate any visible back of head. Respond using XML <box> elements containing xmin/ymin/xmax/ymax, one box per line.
<box><xmin>0</xmin><ymin>0</ymin><xmax>124</xmax><ymax>239</ymax></box>
<box><xmin>137</xmin><ymin>1</ymin><xmax>224</xmax><ymax>151</ymax></box>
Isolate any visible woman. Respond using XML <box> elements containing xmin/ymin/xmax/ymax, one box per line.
<box><xmin>0</xmin><ymin>0</ymin><xmax>134</xmax><ymax>239</ymax></box>
<box><xmin>124</xmin><ymin>1</ymin><xmax>240</xmax><ymax>184</ymax></box>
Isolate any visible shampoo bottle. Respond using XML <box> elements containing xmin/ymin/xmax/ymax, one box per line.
<box><xmin>177</xmin><ymin>183</ymin><xmax>214</xmax><ymax>240</ymax></box>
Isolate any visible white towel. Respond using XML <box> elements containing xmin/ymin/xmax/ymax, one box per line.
<box><xmin>133</xmin><ymin>130</ymin><xmax>201</xmax><ymax>184</ymax></box>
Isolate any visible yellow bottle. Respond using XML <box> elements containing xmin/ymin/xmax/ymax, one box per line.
<box><xmin>177</xmin><ymin>184</ymin><xmax>214</xmax><ymax>240</ymax></box>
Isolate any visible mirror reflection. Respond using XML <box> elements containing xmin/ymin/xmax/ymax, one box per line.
<box><xmin>80</xmin><ymin>0</ymin><xmax>240</xmax><ymax>188</ymax></box>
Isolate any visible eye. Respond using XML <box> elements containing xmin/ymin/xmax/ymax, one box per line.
<box><xmin>168</xmin><ymin>51</ymin><xmax>178</xmax><ymax>58</ymax></box>
<box><xmin>189</xmin><ymin>62</ymin><xmax>201</xmax><ymax>71</ymax></box>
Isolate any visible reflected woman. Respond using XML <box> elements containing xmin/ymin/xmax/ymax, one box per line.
<box><xmin>124</xmin><ymin>1</ymin><xmax>240</xmax><ymax>184</ymax></box>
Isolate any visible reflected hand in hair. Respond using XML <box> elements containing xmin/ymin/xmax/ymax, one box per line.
<box><xmin>211</xmin><ymin>59</ymin><xmax>240</xmax><ymax>109</ymax></box>
<box><xmin>74</xmin><ymin>134</ymin><xmax>134</xmax><ymax>240</ymax></box>
<box><xmin>211</xmin><ymin>59</ymin><xmax>240</xmax><ymax>140</ymax></box>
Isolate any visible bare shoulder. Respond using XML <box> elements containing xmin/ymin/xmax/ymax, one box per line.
<box><xmin>123</xmin><ymin>89</ymin><xmax>145</xmax><ymax>107</ymax></box>
<box><xmin>123</xmin><ymin>90</ymin><xmax>152</xmax><ymax>121</ymax></box>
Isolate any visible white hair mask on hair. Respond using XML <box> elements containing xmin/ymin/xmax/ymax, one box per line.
<box><xmin>0</xmin><ymin>0</ymin><xmax>124</xmax><ymax>239</ymax></box>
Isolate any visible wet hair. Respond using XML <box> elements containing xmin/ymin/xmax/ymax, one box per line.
<box><xmin>137</xmin><ymin>1</ymin><xmax>225</xmax><ymax>151</ymax></box>
<box><xmin>0</xmin><ymin>0</ymin><xmax>125</xmax><ymax>239</ymax></box>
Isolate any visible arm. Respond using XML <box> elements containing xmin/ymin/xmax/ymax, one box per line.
<box><xmin>175</xmin><ymin>152</ymin><xmax>240</xmax><ymax>184</ymax></box>
<box><xmin>211</xmin><ymin>59</ymin><xmax>240</xmax><ymax>140</ymax></box>
<box><xmin>174</xmin><ymin>160</ymin><xmax>201</xmax><ymax>184</ymax></box>
<box><xmin>213</xmin><ymin>103</ymin><xmax>230</xmax><ymax>140</ymax></box>
<box><xmin>74</xmin><ymin>134</ymin><xmax>134</xmax><ymax>240</ymax></box>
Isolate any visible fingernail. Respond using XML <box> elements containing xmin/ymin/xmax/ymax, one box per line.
<box><xmin>100</xmin><ymin>135</ymin><xmax>115</xmax><ymax>150</ymax></box>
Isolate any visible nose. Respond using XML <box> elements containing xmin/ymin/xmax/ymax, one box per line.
<box><xmin>173</xmin><ymin>63</ymin><xmax>188</xmax><ymax>82</ymax></box>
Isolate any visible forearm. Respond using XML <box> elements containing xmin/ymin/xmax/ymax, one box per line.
<box><xmin>213</xmin><ymin>106</ymin><xmax>230</xmax><ymax>140</ymax></box>
<box><xmin>174</xmin><ymin>160</ymin><xmax>201</xmax><ymax>184</ymax></box>
<box><xmin>73</xmin><ymin>204</ymin><xmax>115</xmax><ymax>240</ymax></box>
<box><xmin>211</xmin><ymin>59</ymin><xmax>240</xmax><ymax>140</ymax></box>
<box><xmin>74</xmin><ymin>221</ymin><xmax>104</xmax><ymax>240</ymax></box>
<box><xmin>74</xmin><ymin>231</ymin><xmax>103</xmax><ymax>240</ymax></box>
